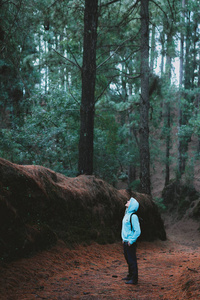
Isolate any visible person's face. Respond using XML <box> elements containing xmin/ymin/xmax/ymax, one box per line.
<box><xmin>125</xmin><ymin>200</ymin><xmax>130</xmax><ymax>208</ymax></box>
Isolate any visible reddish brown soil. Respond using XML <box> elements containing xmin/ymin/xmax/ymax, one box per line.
<box><xmin>0</xmin><ymin>216</ymin><xmax>199</xmax><ymax>300</ymax></box>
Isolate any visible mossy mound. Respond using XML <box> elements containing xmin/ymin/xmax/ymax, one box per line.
<box><xmin>162</xmin><ymin>179</ymin><xmax>200</xmax><ymax>219</ymax></box>
<box><xmin>0</xmin><ymin>158</ymin><xmax>166</xmax><ymax>261</ymax></box>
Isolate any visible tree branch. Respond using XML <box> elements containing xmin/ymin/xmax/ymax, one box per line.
<box><xmin>100</xmin><ymin>0</ymin><xmax>121</xmax><ymax>7</ymax></box>
<box><xmin>150</xmin><ymin>0</ymin><xmax>168</xmax><ymax>23</ymax></box>
<box><xmin>66</xmin><ymin>45</ymin><xmax>82</xmax><ymax>71</ymax></box>
<box><xmin>52</xmin><ymin>48</ymin><xmax>82</xmax><ymax>71</ymax></box>
<box><xmin>67</xmin><ymin>83</ymin><xmax>80</xmax><ymax>106</ymax></box>
<box><xmin>95</xmin><ymin>78</ymin><xmax>114</xmax><ymax>102</ymax></box>
<box><xmin>97</xmin><ymin>45</ymin><xmax>121</xmax><ymax>70</ymax></box>
<box><xmin>97</xmin><ymin>38</ymin><xmax>132</xmax><ymax>69</ymax></box>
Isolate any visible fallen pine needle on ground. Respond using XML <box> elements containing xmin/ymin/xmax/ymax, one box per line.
<box><xmin>0</xmin><ymin>217</ymin><xmax>200</xmax><ymax>300</ymax></box>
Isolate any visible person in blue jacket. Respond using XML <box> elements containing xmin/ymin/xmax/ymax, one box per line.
<box><xmin>121</xmin><ymin>197</ymin><xmax>141</xmax><ymax>284</ymax></box>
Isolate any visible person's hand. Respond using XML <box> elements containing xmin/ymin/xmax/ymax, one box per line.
<box><xmin>128</xmin><ymin>242</ymin><xmax>131</xmax><ymax>246</ymax></box>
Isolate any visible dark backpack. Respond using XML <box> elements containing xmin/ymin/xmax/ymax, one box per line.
<box><xmin>130</xmin><ymin>212</ymin><xmax>143</xmax><ymax>231</ymax></box>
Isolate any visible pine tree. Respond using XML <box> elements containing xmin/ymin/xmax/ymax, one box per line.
<box><xmin>78</xmin><ymin>0</ymin><xmax>98</xmax><ymax>175</ymax></box>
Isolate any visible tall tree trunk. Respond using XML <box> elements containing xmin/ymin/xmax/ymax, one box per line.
<box><xmin>150</xmin><ymin>24</ymin><xmax>156</xmax><ymax>73</ymax></box>
<box><xmin>159</xmin><ymin>30</ymin><xmax>165</xmax><ymax>119</ymax></box>
<box><xmin>178</xmin><ymin>0</ymin><xmax>185</xmax><ymax>177</ymax></box>
<box><xmin>78</xmin><ymin>0</ymin><xmax>98</xmax><ymax>175</ymax></box>
<box><xmin>139</xmin><ymin>0</ymin><xmax>151</xmax><ymax>195</ymax></box>
<box><xmin>197</xmin><ymin>64</ymin><xmax>200</xmax><ymax>154</ymax></box>
<box><xmin>164</xmin><ymin>34</ymin><xmax>172</xmax><ymax>186</ymax></box>
<box><xmin>184</xmin><ymin>11</ymin><xmax>191</xmax><ymax>90</ymax></box>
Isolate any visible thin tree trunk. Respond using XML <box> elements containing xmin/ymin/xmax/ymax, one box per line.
<box><xmin>150</xmin><ymin>24</ymin><xmax>156</xmax><ymax>73</ymax></box>
<box><xmin>139</xmin><ymin>0</ymin><xmax>151</xmax><ymax>195</ymax></box>
<box><xmin>191</xmin><ymin>21</ymin><xmax>198</xmax><ymax>87</ymax></box>
<box><xmin>159</xmin><ymin>30</ymin><xmax>165</xmax><ymax>119</ymax></box>
<box><xmin>179</xmin><ymin>3</ymin><xmax>191</xmax><ymax>176</ymax></box>
<box><xmin>164</xmin><ymin>33</ymin><xmax>172</xmax><ymax>186</ymax></box>
<box><xmin>127</xmin><ymin>63</ymin><xmax>137</xmax><ymax>187</ymax></box>
<box><xmin>128</xmin><ymin>79</ymin><xmax>137</xmax><ymax>186</ymax></box>
<box><xmin>78</xmin><ymin>0</ymin><xmax>98</xmax><ymax>175</ymax></box>
<box><xmin>160</xmin><ymin>31</ymin><xmax>165</xmax><ymax>77</ymax></box>
<box><xmin>184</xmin><ymin>11</ymin><xmax>191</xmax><ymax>90</ymax></box>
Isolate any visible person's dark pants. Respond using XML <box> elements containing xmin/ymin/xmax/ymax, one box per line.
<box><xmin>123</xmin><ymin>242</ymin><xmax>138</xmax><ymax>281</ymax></box>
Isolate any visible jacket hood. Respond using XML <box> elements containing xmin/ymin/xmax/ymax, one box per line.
<box><xmin>127</xmin><ymin>197</ymin><xmax>139</xmax><ymax>213</ymax></box>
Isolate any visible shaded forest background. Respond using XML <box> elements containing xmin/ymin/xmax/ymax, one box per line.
<box><xmin>1</xmin><ymin>0</ymin><xmax>200</xmax><ymax>202</ymax></box>
<box><xmin>0</xmin><ymin>6</ymin><xmax>200</xmax><ymax>299</ymax></box>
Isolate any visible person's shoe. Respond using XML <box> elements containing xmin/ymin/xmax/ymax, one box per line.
<box><xmin>125</xmin><ymin>279</ymin><xmax>138</xmax><ymax>285</ymax></box>
<box><xmin>122</xmin><ymin>276</ymin><xmax>131</xmax><ymax>280</ymax></box>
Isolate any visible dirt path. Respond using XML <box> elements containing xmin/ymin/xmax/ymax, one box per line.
<box><xmin>0</xmin><ymin>217</ymin><xmax>200</xmax><ymax>300</ymax></box>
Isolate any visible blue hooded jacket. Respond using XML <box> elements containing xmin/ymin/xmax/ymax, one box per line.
<box><xmin>121</xmin><ymin>197</ymin><xmax>141</xmax><ymax>245</ymax></box>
